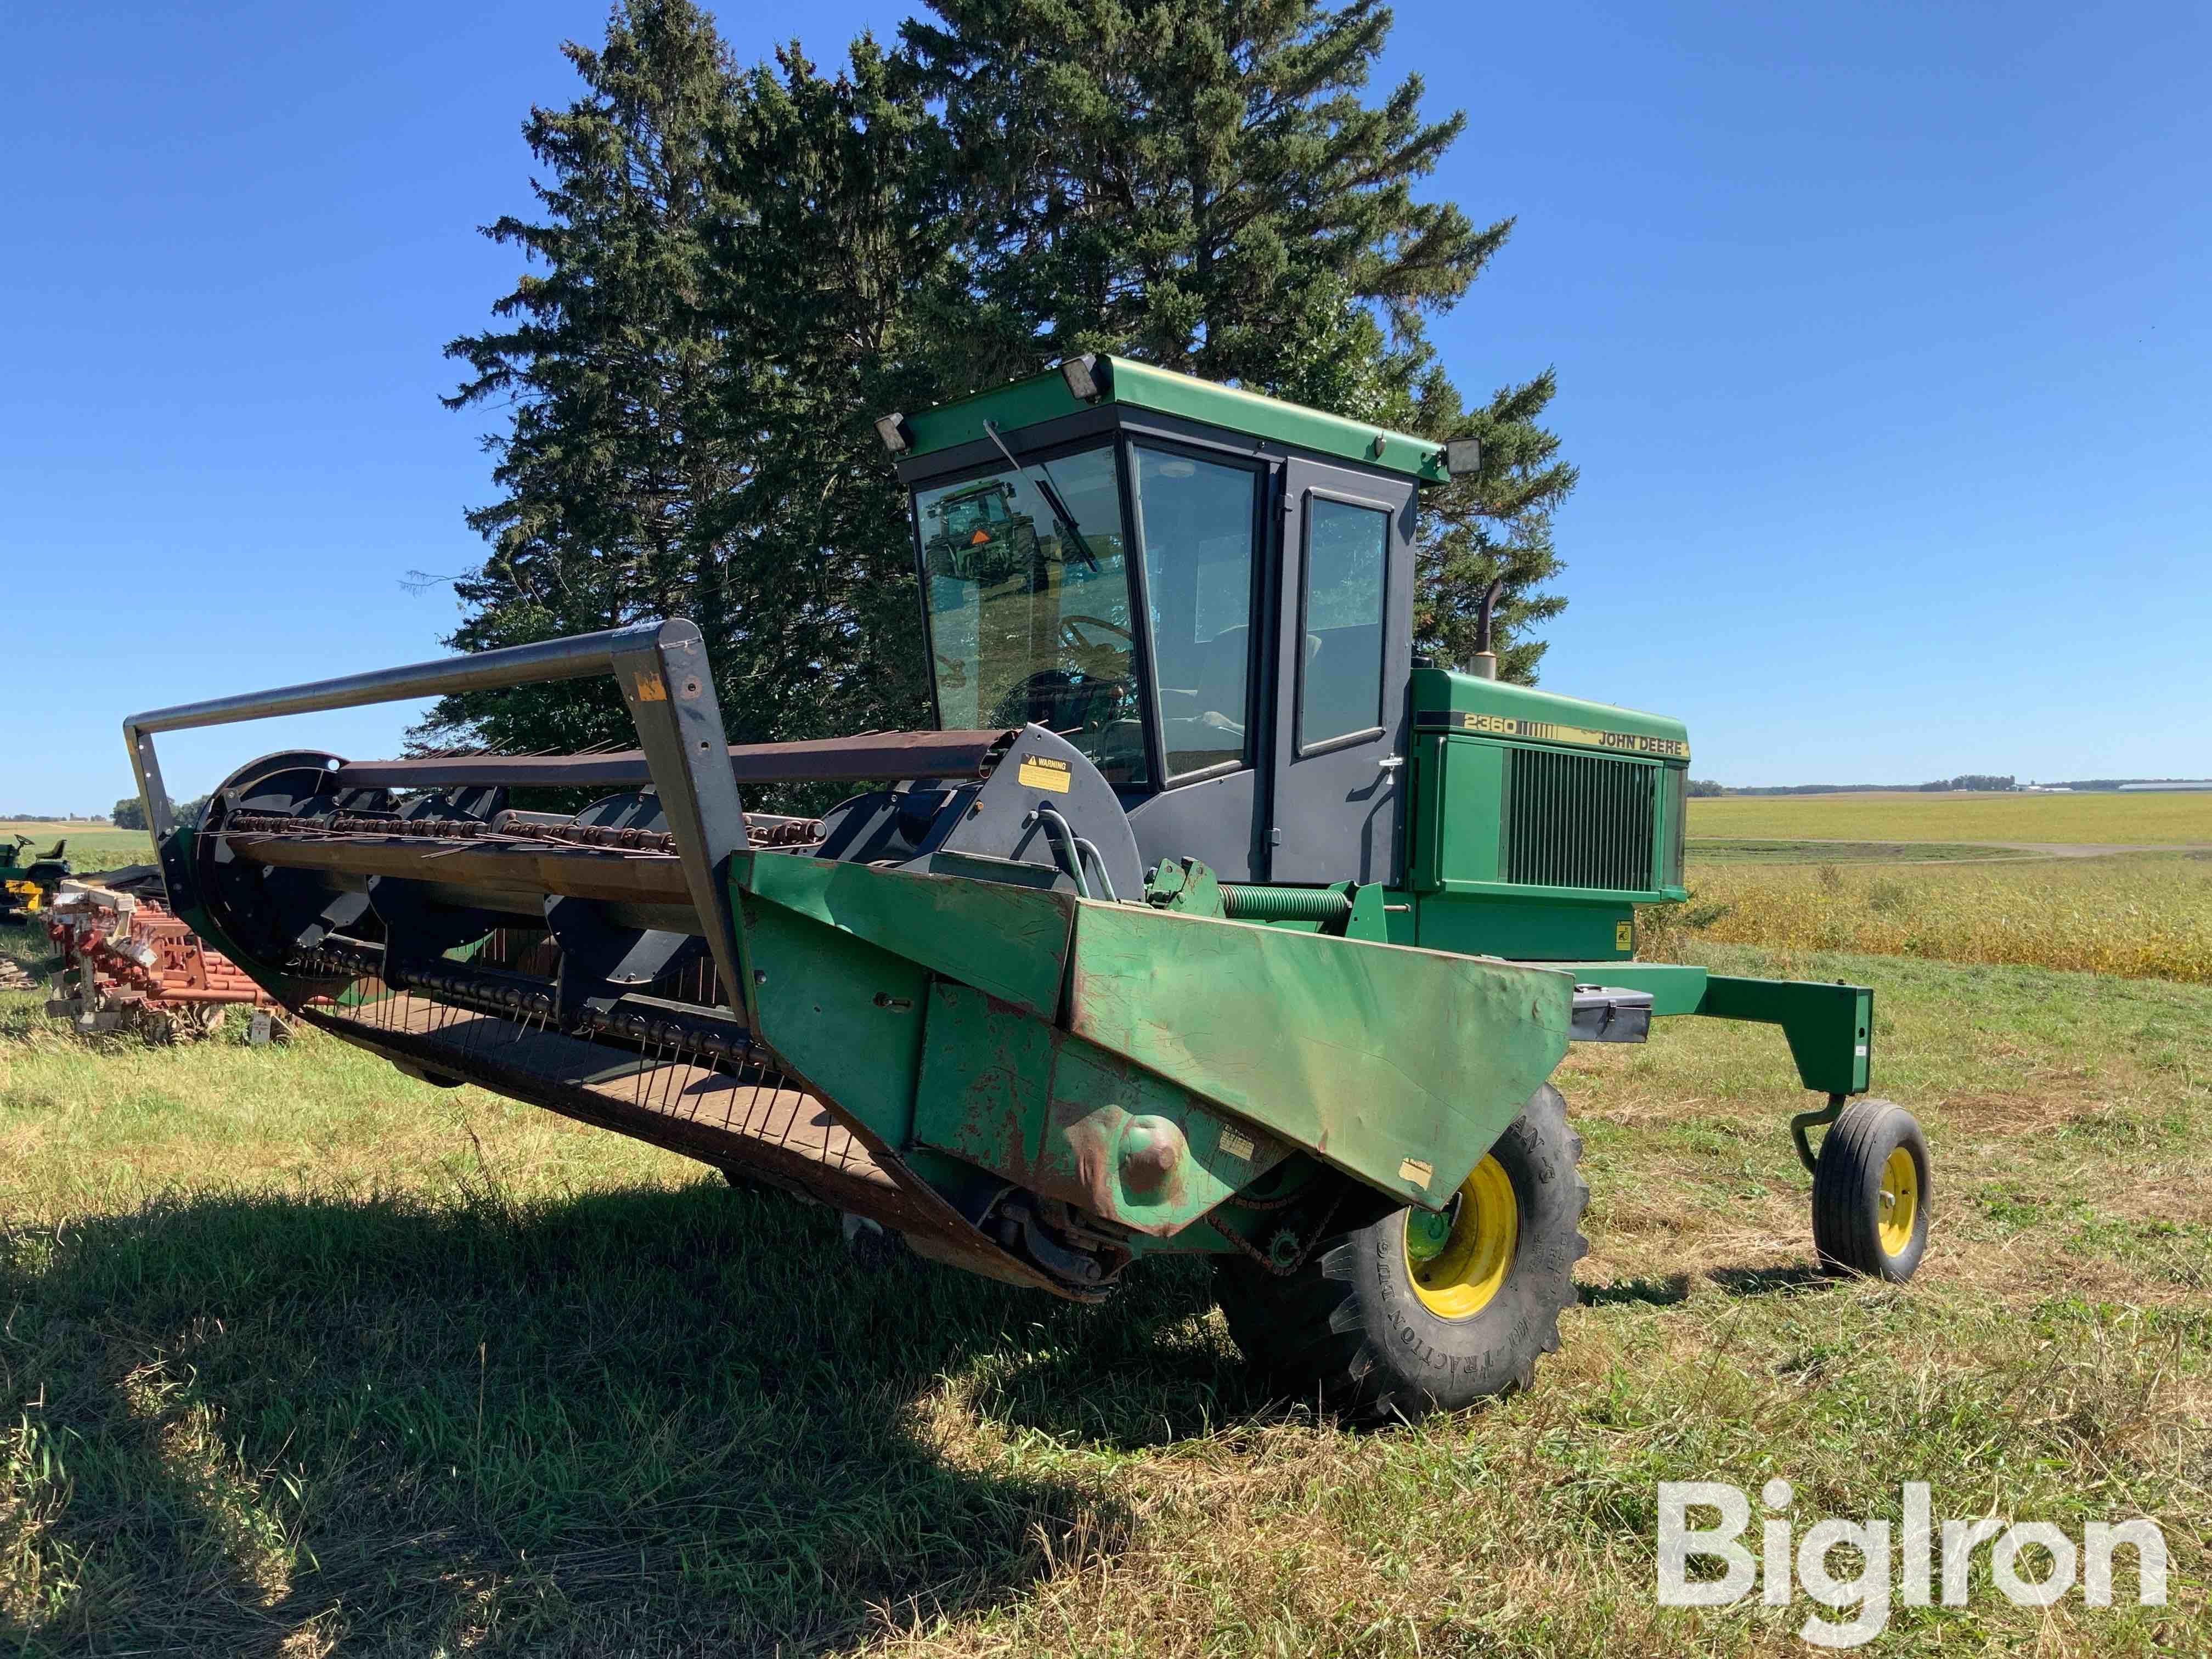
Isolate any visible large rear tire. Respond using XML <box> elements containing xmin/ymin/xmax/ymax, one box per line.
<box><xmin>1215</xmin><ymin>1083</ymin><xmax>1587</xmax><ymax>1418</ymax></box>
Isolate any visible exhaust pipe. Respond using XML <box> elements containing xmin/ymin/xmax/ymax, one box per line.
<box><xmin>1468</xmin><ymin>575</ymin><xmax>1505</xmax><ymax>680</ymax></box>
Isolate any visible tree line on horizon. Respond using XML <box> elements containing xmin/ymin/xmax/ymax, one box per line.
<box><xmin>108</xmin><ymin>795</ymin><xmax>210</xmax><ymax>832</ymax></box>
<box><xmin>414</xmin><ymin>0</ymin><xmax>1575</xmax><ymax>761</ymax></box>
<box><xmin>1688</xmin><ymin>775</ymin><xmax>2021</xmax><ymax>797</ymax></box>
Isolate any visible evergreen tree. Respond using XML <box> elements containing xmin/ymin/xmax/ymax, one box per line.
<box><xmin>1408</xmin><ymin>367</ymin><xmax>1573</xmax><ymax>682</ymax></box>
<box><xmin>699</xmin><ymin>41</ymin><xmax>962</xmax><ymax>748</ymax></box>
<box><xmin>434</xmin><ymin>0</ymin><xmax>1576</xmax><ymax>773</ymax></box>
<box><xmin>424</xmin><ymin>7</ymin><xmax>958</xmax><ymax>760</ymax></box>
<box><xmin>900</xmin><ymin>0</ymin><xmax>1494</xmax><ymax>381</ymax></box>
<box><xmin>902</xmin><ymin>0</ymin><xmax>1572</xmax><ymax>679</ymax></box>
<box><xmin>424</xmin><ymin>0</ymin><xmax>742</xmax><ymax>755</ymax></box>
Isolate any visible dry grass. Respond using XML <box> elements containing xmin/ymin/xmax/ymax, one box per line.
<box><xmin>1646</xmin><ymin>852</ymin><xmax>2212</xmax><ymax>984</ymax></box>
<box><xmin>2</xmin><ymin>923</ymin><xmax>2208</xmax><ymax>1655</ymax></box>
<box><xmin>1688</xmin><ymin>790</ymin><xmax>2212</xmax><ymax>845</ymax></box>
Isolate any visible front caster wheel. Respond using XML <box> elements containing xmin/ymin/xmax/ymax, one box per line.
<box><xmin>1214</xmin><ymin>1082</ymin><xmax>1588</xmax><ymax>1419</ymax></box>
<box><xmin>1812</xmin><ymin>1099</ymin><xmax>1929</xmax><ymax>1282</ymax></box>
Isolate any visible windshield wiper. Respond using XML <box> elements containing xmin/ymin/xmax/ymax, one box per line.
<box><xmin>981</xmin><ymin>420</ymin><xmax>1102</xmax><ymax>572</ymax></box>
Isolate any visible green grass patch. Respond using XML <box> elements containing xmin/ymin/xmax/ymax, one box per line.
<box><xmin>0</xmin><ymin>823</ymin><xmax>155</xmax><ymax>876</ymax></box>
<box><xmin>2</xmin><ymin>928</ymin><xmax>2208</xmax><ymax>1654</ymax></box>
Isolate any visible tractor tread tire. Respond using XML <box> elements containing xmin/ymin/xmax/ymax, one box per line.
<box><xmin>1215</xmin><ymin>1083</ymin><xmax>1585</xmax><ymax>1419</ymax></box>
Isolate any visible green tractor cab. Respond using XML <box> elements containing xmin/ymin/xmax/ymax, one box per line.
<box><xmin>122</xmin><ymin>355</ymin><xmax>1927</xmax><ymax>1417</ymax></box>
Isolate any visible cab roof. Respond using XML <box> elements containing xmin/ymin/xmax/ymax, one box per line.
<box><xmin>896</xmin><ymin>354</ymin><xmax>1451</xmax><ymax>485</ymax></box>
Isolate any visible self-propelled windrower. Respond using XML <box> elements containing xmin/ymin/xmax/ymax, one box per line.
<box><xmin>125</xmin><ymin>358</ymin><xmax>1928</xmax><ymax>1417</ymax></box>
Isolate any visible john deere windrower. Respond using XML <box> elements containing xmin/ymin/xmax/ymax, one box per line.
<box><xmin>124</xmin><ymin>358</ymin><xmax>1930</xmax><ymax>1415</ymax></box>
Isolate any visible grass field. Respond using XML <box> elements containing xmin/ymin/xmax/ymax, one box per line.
<box><xmin>0</xmin><ymin>823</ymin><xmax>153</xmax><ymax>876</ymax></box>
<box><xmin>1688</xmin><ymin>790</ymin><xmax>2212</xmax><ymax>845</ymax></box>
<box><xmin>1686</xmin><ymin>839</ymin><xmax>2019</xmax><ymax>865</ymax></box>
<box><xmin>3</xmin><ymin>917</ymin><xmax>2207</xmax><ymax>1655</ymax></box>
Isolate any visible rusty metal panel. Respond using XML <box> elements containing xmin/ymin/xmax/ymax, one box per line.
<box><xmin>1064</xmin><ymin>901</ymin><xmax>1570</xmax><ymax>1207</ymax></box>
<box><xmin>912</xmin><ymin>982</ymin><xmax>1290</xmax><ymax>1238</ymax></box>
<box><xmin>912</xmin><ymin>981</ymin><xmax>1055</xmax><ymax>1176</ymax></box>
<box><xmin>1035</xmin><ymin>1033</ymin><xmax>1292</xmax><ymax>1237</ymax></box>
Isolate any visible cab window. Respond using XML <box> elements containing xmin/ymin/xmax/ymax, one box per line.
<box><xmin>916</xmin><ymin>445</ymin><xmax>1147</xmax><ymax>785</ymax></box>
<box><xmin>1299</xmin><ymin>495</ymin><xmax>1389</xmax><ymax>748</ymax></box>
<box><xmin>1132</xmin><ymin>447</ymin><xmax>1259</xmax><ymax>778</ymax></box>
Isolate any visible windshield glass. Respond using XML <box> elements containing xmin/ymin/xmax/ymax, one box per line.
<box><xmin>917</xmin><ymin>444</ymin><xmax>1147</xmax><ymax>786</ymax></box>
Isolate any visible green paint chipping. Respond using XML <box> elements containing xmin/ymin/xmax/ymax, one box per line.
<box><xmin>913</xmin><ymin>981</ymin><xmax>1296</xmax><ymax>1239</ymax></box>
<box><xmin>733</xmin><ymin>854</ymin><xmax>1572</xmax><ymax>1222</ymax></box>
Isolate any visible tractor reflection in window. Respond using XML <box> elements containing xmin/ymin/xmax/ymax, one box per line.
<box><xmin>921</xmin><ymin>474</ymin><xmax>1141</xmax><ymax>774</ymax></box>
<box><xmin>922</xmin><ymin>478</ymin><xmax>1043</xmax><ymax>584</ymax></box>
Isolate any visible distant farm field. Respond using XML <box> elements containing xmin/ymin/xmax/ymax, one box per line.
<box><xmin>1688</xmin><ymin>789</ymin><xmax>2212</xmax><ymax>845</ymax></box>
<box><xmin>1657</xmin><ymin>850</ymin><xmax>2212</xmax><ymax>984</ymax></box>
<box><xmin>0</xmin><ymin>822</ymin><xmax>153</xmax><ymax>874</ymax></box>
<box><xmin>1688</xmin><ymin>838</ymin><xmax>2017</xmax><ymax>865</ymax></box>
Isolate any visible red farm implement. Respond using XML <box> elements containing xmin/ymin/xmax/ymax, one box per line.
<box><xmin>44</xmin><ymin>883</ymin><xmax>276</xmax><ymax>1040</ymax></box>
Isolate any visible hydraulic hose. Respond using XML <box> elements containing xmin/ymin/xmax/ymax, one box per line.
<box><xmin>1023</xmin><ymin>806</ymin><xmax>1091</xmax><ymax>900</ymax></box>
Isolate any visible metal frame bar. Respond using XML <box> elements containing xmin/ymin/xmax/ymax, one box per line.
<box><xmin>121</xmin><ymin>618</ymin><xmax>755</xmax><ymax>1020</ymax></box>
<box><xmin>1109</xmin><ymin>430</ymin><xmax>1166</xmax><ymax>789</ymax></box>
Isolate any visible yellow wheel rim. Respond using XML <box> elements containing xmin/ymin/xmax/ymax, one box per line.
<box><xmin>1877</xmin><ymin>1146</ymin><xmax>1918</xmax><ymax>1256</ymax></box>
<box><xmin>1405</xmin><ymin>1154</ymin><xmax>1519</xmax><ymax>1319</ymax></box>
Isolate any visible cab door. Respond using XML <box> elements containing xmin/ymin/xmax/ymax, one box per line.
<box><xmin>1265</xmin><ymin>458</ymin><xmax>1415</xmax><ymax>883</ymax></box>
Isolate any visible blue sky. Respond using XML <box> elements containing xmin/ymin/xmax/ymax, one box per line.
<box><xmin>4</xmin><ymin>2</ymin><xmax>2207</xmax><ymax>814</ymax></box>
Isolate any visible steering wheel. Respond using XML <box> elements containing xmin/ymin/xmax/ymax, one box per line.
<box><xmin>1059</xmin><ymin>614</ymin><xmax>1133</xmax><ymax>653</ymax></box>
<box><xmin>989</xmin><ymin>668</ymin><xmax>1139</xmax><ymax>732</ymax></box>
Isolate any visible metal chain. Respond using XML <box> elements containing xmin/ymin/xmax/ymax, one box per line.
<box><xmin>224</xmin><ymin>810</ymin><xmax>820</xmax><ymax>851</ymax></box>
<box><xmin>1221</xmin><ymin>1189</ymin><xmax>1345</xmax><ymax>1277</ymax></box>
<box><xmin>1219</xmin><ymin>1183</ymin><xmax>1306</xmax><ymax>1211</ymax></box>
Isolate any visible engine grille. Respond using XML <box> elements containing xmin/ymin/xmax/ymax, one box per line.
<box><xmin>1503</xmin><ymin>748</ymin><xmax>1658</xmax><ymax>892</ymax></box>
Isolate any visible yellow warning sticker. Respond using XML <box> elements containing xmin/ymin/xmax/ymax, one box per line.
<box><xmin>631</xmin><ymin>670</ymin><xmax>668</xmax><ymax>703</ymax></box>
<box><xmin>1016</xmin><ymin>754</ymin><xmax>1073</xmax><ymax>793</ymax></box>
<box><xmin>1615</xmin><ymin>919</ymin><xmax>1633</xmax><ymax>951</ymax></box>
<box><xmin>1218</xmin><ymin>1128</ymin><xmax>1255</xmax><ymax>1162</ymax></box>
<box><xmin>1398</xmin><ymin>1157</ymin><xmax>1434</xmax><ymax>1189</ymax></box>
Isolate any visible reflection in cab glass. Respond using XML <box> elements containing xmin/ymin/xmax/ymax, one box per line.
<box><xmin>1135</xmin><ymin>448</ymin><xmax>1258</xmax><ymax>778</ymax></box>
<box><xmin>1300</xmin><ymin>497</ymin><xmax>1388</xmax><ymax>748</ymax></box>
<box><xmin>918</xmin><ymin>446</ymin><xmax>1147</xmax><ymax>785</ymax></box>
